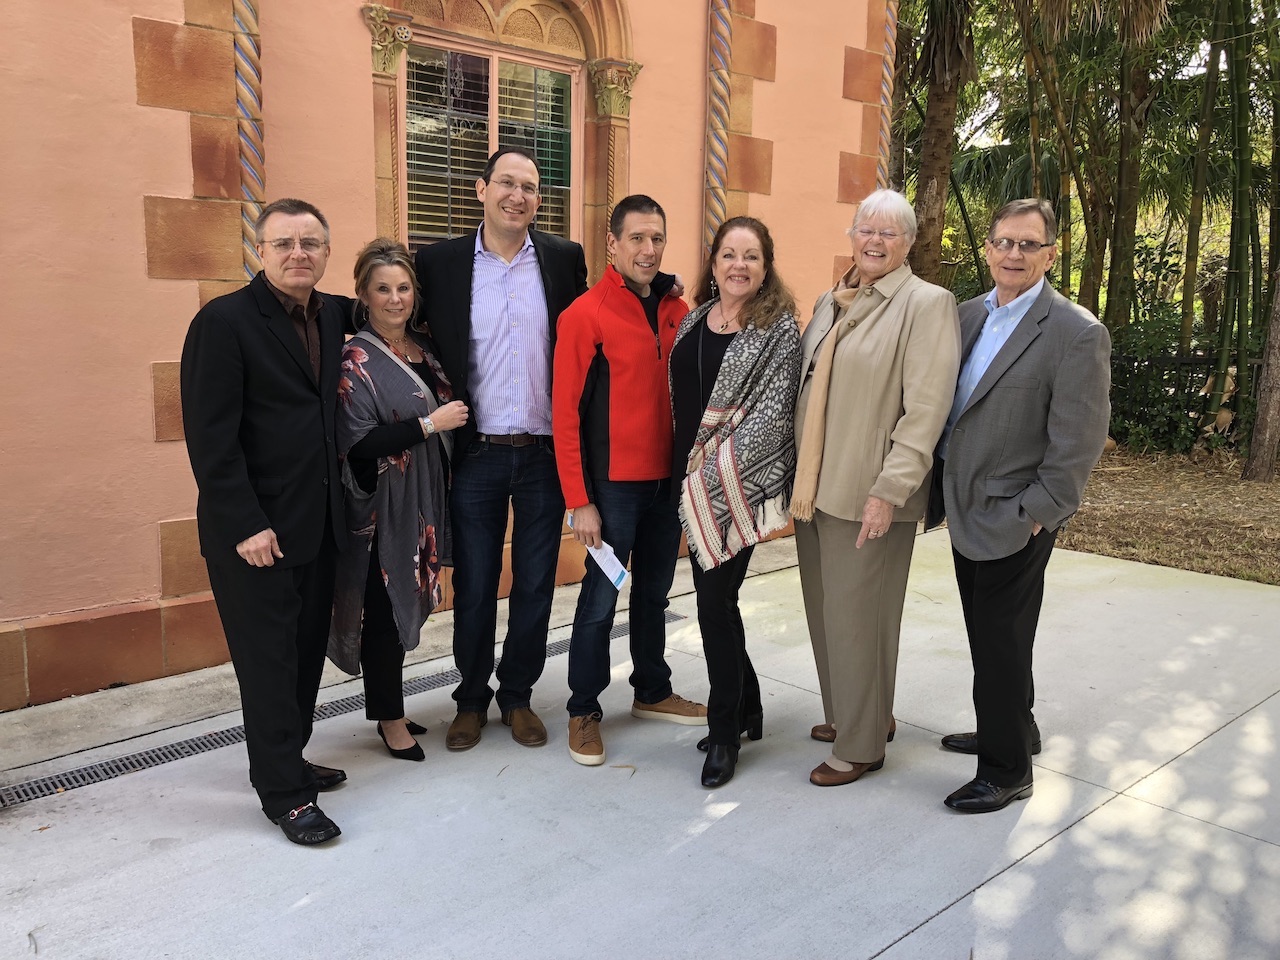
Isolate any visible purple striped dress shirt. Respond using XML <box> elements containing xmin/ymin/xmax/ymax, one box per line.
<box><xmin>468</xmin><ymin>228</ymin><xmax>553</xmax><ymax>435</ymax></box>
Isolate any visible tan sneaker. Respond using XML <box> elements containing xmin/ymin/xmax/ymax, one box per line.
<box><xmin>568</xmin><ymin>713</ymin><xmax>606</xmax><ymax>766</ymax></box>
<box><xmin>631</xmin><ymin>693</ymin><xmax>708</xmax><ymax>726</ymax></box>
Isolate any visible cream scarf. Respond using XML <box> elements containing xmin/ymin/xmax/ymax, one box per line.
<box><xmin>789</xmin><ymin>265</ymin><xmax>862</xmax><ymax>522</ymax></box>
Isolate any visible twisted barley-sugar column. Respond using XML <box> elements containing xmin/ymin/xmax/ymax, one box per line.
<box><xmin>703</xmin><ymin>0</ymin><xmax>732</xmax><ymax>252</ymax></box>
<box><xmin>876</xmin><ymin>0</ymin><xmax>900</xmax><ymax>190</ymax></box>
<box><xmin>235</xmin><ymin>0</ymin><xmax>265</xmax><ymax>280</ymax></box>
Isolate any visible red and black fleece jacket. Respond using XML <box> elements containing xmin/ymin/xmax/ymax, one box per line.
<box><xmin>553</xmin><ymin>264</ymin><xmax>688</xmax><ymax>509</ymax></box>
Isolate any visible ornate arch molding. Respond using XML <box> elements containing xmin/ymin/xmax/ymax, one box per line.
<box><xmin>363</xmin><ymin>0</ymin><xmax>635</xmax><ymax>275</ymax></box>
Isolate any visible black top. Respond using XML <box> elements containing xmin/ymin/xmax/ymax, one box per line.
<box><xmin>670</xmin><ymin>316</ymin><xmax>738</xmax><ymax>492</ymax></box>
<box><xmin>347</xmin><ymin>358</ymin><xmax>444</xmax><ymax>494</ymax></box>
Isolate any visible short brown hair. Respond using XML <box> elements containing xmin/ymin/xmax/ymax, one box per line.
<box><xmin>254</xmin><ymin>198</ymin><xmax>330</xmax><ymax>242</ymax></box>
<box><xmin>988</xmin><ymin>199</ymin><xmax>1057</xmax><ymax>243</ymax></box>
<box><xmin>692</xmin><ymin>217</ymin><xmax>796</xmax><ymax>331</ymax></box>
<box><xmin>353</xmin><ymin>238</ymin><xmax>422</xmax><ymax>329</ymax></box>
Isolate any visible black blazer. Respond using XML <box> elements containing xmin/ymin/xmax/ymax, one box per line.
<box><xmin>180</xmin><ymin>273</ymin><xmax>347</xmax><ymax>567</ymax></box>
<box><xmin>414</xmin><ymin>227</ymin><xmax>589</xmax><ymax>449</ymax></box>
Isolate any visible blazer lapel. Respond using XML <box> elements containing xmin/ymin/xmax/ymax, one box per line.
<box><xmin>960</xmin><ymin>284</ymin><xmax>1053</xmax><ymax>417</ymax></box>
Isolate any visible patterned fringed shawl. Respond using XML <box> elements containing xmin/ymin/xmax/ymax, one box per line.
<box><xmin>671</xmin><ymin>301</ymin><xmax>802</xmax><ymax>570</ymax></box>
<box><xmin>328</xmin><ymin>330</ymin><xmax>453</xmax><ymax>676</ymax></box>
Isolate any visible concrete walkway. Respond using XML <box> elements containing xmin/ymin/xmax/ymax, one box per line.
<box><xmin>2</xmin><ymin>531</ymin><xmax>1278</xmax><ymax>960</ymax></box>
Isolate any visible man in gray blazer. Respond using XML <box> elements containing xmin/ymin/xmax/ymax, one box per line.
<box><xmin>927</xmin><ymin>198</ymin><xmax>1111</xmax><ymax>813</ymax></box>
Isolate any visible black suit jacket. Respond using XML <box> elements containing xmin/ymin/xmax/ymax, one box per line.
<box><xmin>181</xmin><ymin>273</ymin><xmax>347</xmax><ymax>567</ymax></box>
<box><xmin>414</xmin><ymin>227</ymin><xmax>589</xmax><ymax>449</ymax></box>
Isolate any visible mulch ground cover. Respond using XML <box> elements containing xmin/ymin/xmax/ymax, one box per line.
<box><xmin>1058</xmin><ymin>448</ymin><xmax>1280</xmax><ymax>586</ymax></box>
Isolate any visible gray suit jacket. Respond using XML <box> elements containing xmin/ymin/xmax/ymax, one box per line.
<box><xmin>928</xmin><ymin>281</ymin><xmax>1111</xmax><ymax>561</ymax></box>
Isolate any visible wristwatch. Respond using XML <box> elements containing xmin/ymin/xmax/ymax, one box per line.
<box><xmin>421</xmin><ymin>416</ymin><xmax>436</xmax><ymax>436</ymax></box>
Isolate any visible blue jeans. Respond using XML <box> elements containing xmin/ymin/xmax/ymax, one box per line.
<box><xmin>566</xmin><ymin>478</ymin><xmax>681</xmax><ymax>717</ymax></box>
<box><xmin>449</xmin><ymin>437</ymin><xmax>565</xmax><ymax>714</ymax></box>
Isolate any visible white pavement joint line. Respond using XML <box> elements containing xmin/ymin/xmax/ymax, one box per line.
<box><xmin>0</xmin><ymin>611</ymin><xmax>684</xmax><ymax>810</ymax></box>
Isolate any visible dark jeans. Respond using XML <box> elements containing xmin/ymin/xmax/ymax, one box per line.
<box><xmin>449</xmin><ymin>437</ymin><xmax>565</xmax><ymax>714</ymax></box>
<box><xmin>566</xmin><ymin>478</ymin><xmax>681</xmax><ymax>718</ymax></box>
<box><xmin>360</xmin><ymin>540</ymin><xmax>405</xmax><ymax>722</ymax></box>
<box><xmin>206</xmin><ymin>534</ymin><xmax>336</xmax><ymax>821</ymax></box>
<box><xmin>690</xmin><ymin>545</ymin><xmax>759</xmax><ymax>746</ymax></box>
<box><xmin>952</xmin><ymin>529</ymin><xmax>1057</xmax><ymax>787</ymax></box>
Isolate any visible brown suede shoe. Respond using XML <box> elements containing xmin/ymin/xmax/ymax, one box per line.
<box><xmin>809</xmin><ymin>757</ymin><xmax>885</xmax><ymax>787</ymax></box>
<box><xmin>445</xmin><ymin>711</ymin><xmax>487</xmax><ymax>751</ymax></box>
<box><xmin>501</xmin><ymin>706</ymin><xmax>548</xmax><ymax>747</ymax></box>
<box><xmin>810</xmin><ymin>718</ymin><xmax>896</xmax><ymax>744</ymax></box>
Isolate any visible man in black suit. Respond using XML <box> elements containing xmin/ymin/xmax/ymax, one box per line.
<box><xmin>414</xmin><ymin>147</ymin><xmax>588</xmax><ymax>751</ymax></box>
<box><xmin>181</xmin><ymin>198</ymin><xmax>350</xmax><ymax>845</ymax></box>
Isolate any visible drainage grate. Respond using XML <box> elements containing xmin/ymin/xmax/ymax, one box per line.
<box><xmin>0</xmin><ymin>610</ymin><xmax>685</xmax><ymax>809</ymax></box>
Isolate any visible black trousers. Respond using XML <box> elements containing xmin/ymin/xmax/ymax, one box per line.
<box><xmin>952</xmin><ymin>529</ymin><xmax>1057</xmax><ymax>787</ymax></box>
<box><xmin>690</xmin><ymin>546</ymin><xmax>760</xmax><ymax>746</ymax></box>
<box><xmin>206</xmin><ymin>534</ymin><xmax>337</xmax><ymax>821</ymax></box>
<box><xmin>360</xmin><ymin>543</ymin><xmax>406</xmax><ymax>722</ymax></box>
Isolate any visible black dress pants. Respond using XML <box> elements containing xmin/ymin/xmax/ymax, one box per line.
<box><xmin>690</xmin><ymin>545</ymin><xmax>760</xmax><ymax>746</ymax></box>
<box><xmin>206</xmin><ymin>535</ymin><xmax>337</xmax><ymax>821</ymax></box>
<box><xmin>360</xmin><ymin>543</ymin><xmax>406</xmax><ymax>722</ymax></box>
<box><xmin>952</xmin><ymin>528</ymin><xmax>1057</xmax><ymax>787</ymax></box>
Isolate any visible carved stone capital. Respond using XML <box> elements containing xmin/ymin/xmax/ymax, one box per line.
<box><xmin>362</xmin><ymin>4</ymin><xmax>413</xmax><ymax>75</ymax></box>
<box><xmin>588</xmin><ymin>59</ymin><xmax>642</xmax><ymax>118</ymax></box>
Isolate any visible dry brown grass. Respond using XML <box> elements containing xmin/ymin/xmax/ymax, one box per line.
<box><xmin>1058</xmin><ymin>449</ymin><xmax>1280</xmax><ymax>585</ymax></box>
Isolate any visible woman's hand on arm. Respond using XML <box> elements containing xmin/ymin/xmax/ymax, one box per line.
<box><xmin>856</xmin><ymin>495</ymin><xmax>895</xmax><ymax>549</ymax></box>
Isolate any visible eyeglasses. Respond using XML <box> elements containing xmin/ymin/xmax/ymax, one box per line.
<box><xmin>262</xmin><ymin>238</ymin><xmax>327</xmax><ymax>254</ymax></box>
<box><xmin>852</xmin><ymin>227</ymin><xmax>903</xmax><ymax>241</ymax></box>
<box><xmin>489</xmin><ymin>177</ymin><xmax>539</xmax><ymax>198</ymax></box>
<box><xmin>988</xmin><ymin>237</ymin><xmax>1054</xmax><ymax>254</ymax></box>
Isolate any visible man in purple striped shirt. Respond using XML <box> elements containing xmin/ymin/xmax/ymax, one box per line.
<box><xmin>414</xmin><ymin>148</ymin><xmax>588</xmax><ymax>752</ymax></box>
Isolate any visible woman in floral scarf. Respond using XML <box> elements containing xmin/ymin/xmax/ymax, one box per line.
<box><xmin>329</xmin><ymin>239</ymin><xmax>468</xmax><ymax>761</ymax></box>
<box><xmin>671</xmin><ymin>216</ymin><xmax>801</xmax><ymax>788</ymax></box>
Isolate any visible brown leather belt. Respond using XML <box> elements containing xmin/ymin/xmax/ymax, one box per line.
<box><xmin>477</xmin><ymin>432</ymin><xmax>544</xmax><ymax>447</ymax></box>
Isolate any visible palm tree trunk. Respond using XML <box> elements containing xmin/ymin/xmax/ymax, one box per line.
<box><xmin>1027</xmin><ymin>53</ymin><xmax>1041</xmax><ymax>195</ymax></box>
<box><xmin>1059</xmin><ymin>157</ymin><xmax>1073</xmax><ymax>297</ymax></box>
<box><xmin>1243</xmin><ymin>267</ymin><xmax>1280</xmax><ymax>480</ymax></box>
<box><xmin>1179</xmin><ymin>7</ymin><xmax>1226</xmax><ymax>355</ymax></box>
<box><xmin>911</xmin><ymin>77</ymin><xmax>962</xmax><ymax>282</ymax></box>
<box><xmin>1103</xmin><ymin>36</ymin><xmax>1151</xmax><ymax>330</ymax></box>
<box><xmin>1268</xmin><ymin>1</ymin><xmax>1280</xmax><ymax>321</ymax></box>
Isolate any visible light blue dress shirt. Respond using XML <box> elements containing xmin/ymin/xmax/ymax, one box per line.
<box><xmin>938</xmin><ymin>278</ymin><xmax>1044</xmax><ymax>458</ymax></box>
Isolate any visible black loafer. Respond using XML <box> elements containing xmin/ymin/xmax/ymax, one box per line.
<box><xmin>273</xmin><ymin>802</ymin><xmax>341</xmax><ymax>844</ymax></box>
<box><xmin>944</xmin><ymin>778</ymin><xmax>1033</xmax><ymax>813</ymax></box>
<box><xmin>940</xmin><ymin>731</ymin><xmax>1041</xmax><ymax>756</ymax></box>
<box><xmin>305</xmin><ymin>761</ymin><xmax>348</xmax><ymax>791</ymax></box>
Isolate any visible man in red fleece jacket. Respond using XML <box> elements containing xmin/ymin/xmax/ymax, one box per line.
<box><xmin>553</xmin><ymin>195</ymin><xmax>707</xmax><ymax>766</ymax></box>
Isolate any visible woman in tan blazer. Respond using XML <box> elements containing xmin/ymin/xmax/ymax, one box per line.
<box><xmin>790</xmin><ymin>190</ymin><xmax>961</xmax><ymax>786</ymax></box>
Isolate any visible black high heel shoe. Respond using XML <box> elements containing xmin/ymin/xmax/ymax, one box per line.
<box><xmin>406</xmin><ymin>720</ymin><xmax>427</xmax><ymax>736</ymax></box>
<box><xmin>697</xmin><ymin>712</ymin><xmax>763</xmax><ymax>752</ymax></box>
<box><xmin>377</xmin><ymin>721</ymin><xmax>425</xmax><ymax>762</ymax></box>
<box><xmin>701</xmin><ymin>743</ymin><xmax>739</xmax><ymax>788</ymax></box>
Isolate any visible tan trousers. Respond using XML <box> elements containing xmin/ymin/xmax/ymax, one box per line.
<box><xmin>795</xmin><ymin>510</ymin><xmax>916</xmax><ymax>763</ymax></box>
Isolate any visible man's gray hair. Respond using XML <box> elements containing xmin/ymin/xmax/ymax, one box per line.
<box><xmin>254</xmin><ymin>198</ymin><xmax>331</xmax><ymax>243</ymax></box>
<box><xmin>852</xmin><ymin>189</ymin><xmax>917</xmax><ymax>240</ymax></box>
<box><xmin>988</xmin><ymin>198</ymin><xmax>1057</xmax><ymax>243</ymax></box>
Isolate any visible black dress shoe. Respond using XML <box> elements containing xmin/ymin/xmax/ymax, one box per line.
<box><xmin>696</xmin><ymin>712</ymin><xmax>763</xmax><ymax>752</ymax></box>
<box><xmin>304</xmin><ymin>761</ymin><xmax>348</xmax><ymax>791</ymax></box>
<box><xmin>273</xmin><ymin>802</ymin><xmax>341</xmax><ymax>844</ymax></box>
<box><xmin>944</xmin><ymin>778</ymin><xmax>1034</xmax><ymax>813</ymax></box>
<box><xmin>406</xmin><ymin>720</ymin><xmax>428</xmax><ymax>736</ymax></box>
<box><xmin>377</xmin><ymin>722</ymin><xmax>425</xmax><ymax>761</ymax></box>
<box><xmin>940</xmin><ymin>731</ymin><xmax>1041</xmax><ymax>756</ymax></box>
<box><xmin>701</xmin><ymin>743</ymin><xmax>739</xmax><ymax>788</ymax></box>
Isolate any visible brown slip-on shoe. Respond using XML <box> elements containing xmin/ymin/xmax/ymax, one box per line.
<box><xmin>445</xmin><ymin>711</ymin><xmax>487</xmax><ymax>751</ymax></box>
<box><xmin>809</xmin><ymin>757</ymin><xmax>885</xmax><ymax>787</ymax></box>
<box><xmin>810</xmin><ymin>718</ymin><xmax>897</xmax><ymax>744</ymax></box>
<box><xmin>501</xmin><ymin>706</ymin><xmax>548</xmax><ymax>747</ymax></box>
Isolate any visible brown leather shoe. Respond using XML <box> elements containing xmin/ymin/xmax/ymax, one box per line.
<box><xmin>810</xmin><ymin>717</ymin><xmax>897</xmax><ymax>744</ymax></box>
<box><xmin>501</xmin><ymin>706</ymin><xmax>548</xmax><ymax>747</ymax></box>
<box><xmin>445</xmin><ymin>711</ymin><xmax>487</xmax><ymax>751</ymax></box>
<box><xmin>809</xmin><ymin>757</ymin><xmax>885</xmax><ymax>787</ymax></box>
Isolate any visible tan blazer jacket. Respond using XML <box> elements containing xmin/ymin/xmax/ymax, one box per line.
<box><xmin>795</xmin><ymin>263</ymin><xmax>960</xmax><ymax>523</ymax></box>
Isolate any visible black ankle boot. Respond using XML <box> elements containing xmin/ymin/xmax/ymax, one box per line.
<box><xmin>701</xmin><ymin>743</ymin><xmax>739</xmax><ymax>788</ymax></box>
<box><xmin>697</xmin><ymin>713</ymin><xmax>763</xmax><ymax>752</ymax></box>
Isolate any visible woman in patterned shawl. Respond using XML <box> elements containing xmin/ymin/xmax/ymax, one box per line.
<box><xmin>329</xmin><ymin>239</ymin><xmax>469</xmax><ymax>761</ymax></box>
<box><xmin>670</xmin><ymin>216</ymin><xmax>801</xmax><ymax>788</ymax></box>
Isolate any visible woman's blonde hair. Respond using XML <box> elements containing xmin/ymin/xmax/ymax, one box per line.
<box><xmin>353</xmin><ymin>238</ymin><xmax>422</xmax><ymax>329</ymax></box>
<box><xmin>692</xmin><ymin>217</ymin><xmax>796</xmax><ymax>330</ymax></box>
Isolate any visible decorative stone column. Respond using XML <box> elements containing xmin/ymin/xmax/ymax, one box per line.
<box><xmin>235</xmin><ymin>0</ymin><xmax>264</xmax><ymax>278</ymax></box>
<box><xmin>876</xmin><ymin>1</ymin><xmax>900</xmax><ymax>190</ymax></box>
<box><xmin>585</xmin><ymin>58</ymin><xmax>641</xmax><ymax>278</ymax></box>
<box><xmin>363</xmin><ymin>4</ymin><xmax>413</xmax><ymax>241</ymax></box>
